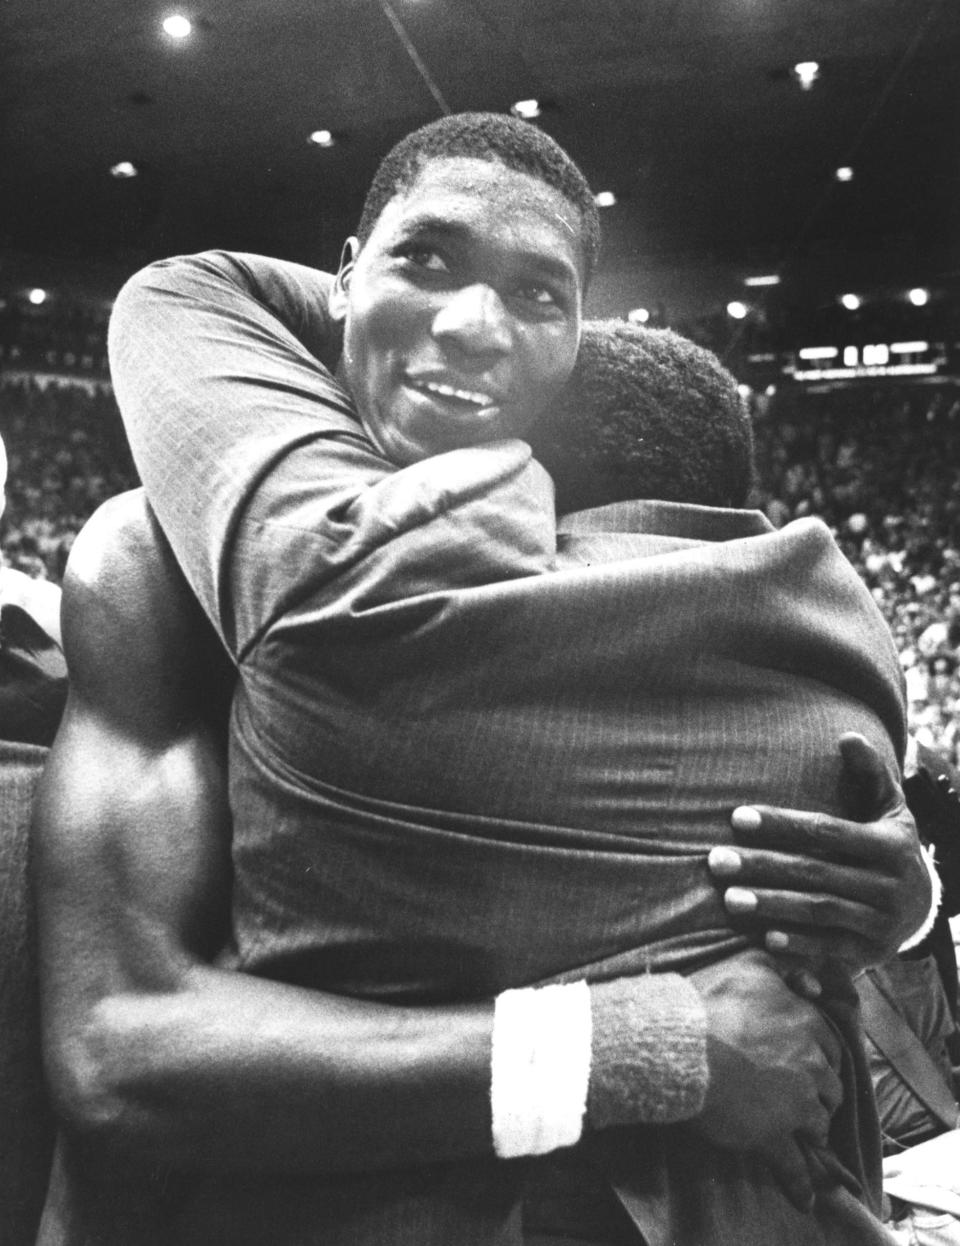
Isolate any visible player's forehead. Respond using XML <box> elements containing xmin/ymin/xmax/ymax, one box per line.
<box><xmin>371</xmin><ymin>155</ymin><xmax>586</xmax><ymax>287</ymax></box>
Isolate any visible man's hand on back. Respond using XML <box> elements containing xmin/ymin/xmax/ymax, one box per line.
<box><xmin>708</xmin><ymin>733</ymin><xmax>931</xmax><ymax>971</ymax></box>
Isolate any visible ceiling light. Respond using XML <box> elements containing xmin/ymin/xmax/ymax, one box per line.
<box><xmin>28</xmin><ymin>288</ymin><xmax>48</xmax><ymax>306</ymax></box>
<box><xmin>743</xmin><ymin>275</ymin><xmax>780</xmax><ymax>287</ymax></box>
<box><xmin>840</xmin><ymin>293</ymin><xmax>861</xmax><ymax>311</ymax></box>
<box><xmin>726</xmin><ymin>301</ymin><xmax>749</xmax><ymax>320</ymax></box>
<box><xmin>511</xmin><ymin>99</ymin><xmax>541</xmax><ymax>120</ymax></box>
<box><xmin>908</xmin><ymin>287</ymin><xmax>930</xmax><ymax>306</ymax></box>
<box><xmin>162</xmin><ymin>14</ymin><xmax>193</xmax><ymax>39</ymax></box>
<box><xmin>793</xmin><ymin>61</ymin><xmax>820</xmax><ymax>89</ymax></box>
<box><xmin>627</xmin><ymin>308</ymin><xmax>650</xmax><ymax>324</ymax></box>
<box><xmin>835</xmin><ymin>166</ymin><xmax>854</xmax><ymax>182</ymax></box>
<box><xmin>307</xmin><ymin>129</ymin><xmax>335</xmax><ymax>148</ymax></box>
<box><xmin>594</xmin><ymin>190</ymin><xmax>616</xmax><ymax>208</ymax></box>
<box><xmin>110</xmin><ymin>161</ymin><xmax>139</xmax><ymax>179</ymax></box>
<box><xmin>890</xmin><ymin>341</ymin><xmax>929</xmax><ymax>353</ymax></box>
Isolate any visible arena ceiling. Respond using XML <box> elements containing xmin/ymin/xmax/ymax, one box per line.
<box><xmin>1</xmin><ymin>0</ymin><xmax>958</xmax><ymax>318</ymax></box>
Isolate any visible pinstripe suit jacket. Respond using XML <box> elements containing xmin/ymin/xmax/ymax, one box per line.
<box><xmin>104</xmin><ymin>251</ymin><xmax>907</xmax><ymax>1245</ymax></box>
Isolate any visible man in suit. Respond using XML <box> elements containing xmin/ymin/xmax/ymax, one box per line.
<box><xmin>35</xmin><ymin>116</ymin><xmax>931</xmax><ymax>1245</ymax></box>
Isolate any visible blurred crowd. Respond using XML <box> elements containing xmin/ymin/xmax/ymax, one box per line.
<box><xmin>0</xmin><ymin>378</ymin><xmax>136</xmax><ymax>583</ymax></box>
<box><xmin>0</xmin><ymin>298</ymin><xmax>110</xmax><ymax>379</ymax></box>
<box><xmin>1</xmin><ymin>362</ymin><xmax>959</xmax><ymax>765</ymax></box>
<box><xmin>750</xmin><ymin>381</ymin><xmax>960</xmax><ymax>765</ymax></box>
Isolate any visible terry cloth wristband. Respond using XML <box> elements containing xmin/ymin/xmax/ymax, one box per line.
<box><xmin>491</xmin><ymin>981</ymin><xmax>592</xmax><ymax>1158</ymax></box>
<box><xmin>490</xmin><ymin>974</ymin><xmax>708</xmax><ymax>1158</ymax></box>
<box><xmin>898</xmin><ymin>843</ymin><xmax>943</xmax><ymax>952</ymax></box>
<box><xmin>587</xmin><ymin>973</ymin><xmax>708</xmax><ymax>1131</ymax></box>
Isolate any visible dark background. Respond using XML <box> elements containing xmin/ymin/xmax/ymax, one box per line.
<box><xmin>1</xmin><ymin>0</ymin><xmax>957</xmax><ymax>320</ymax></box>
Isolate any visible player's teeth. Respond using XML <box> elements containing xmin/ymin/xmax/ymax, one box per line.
<box><xmin>424</xmin><ymin>382</ymin><xmax>491</xmax><ymax>405</ymax></box>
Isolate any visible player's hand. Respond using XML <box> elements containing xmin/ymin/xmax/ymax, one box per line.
<box><xmin>688</xmin><ymin>953</ymin><xmax>842</xmax><ymax>1212</ymax></box>
<box><xmin>708</xmin><ymin>733</ymin><xmax>931</xmax><ymax>971</ymax></box>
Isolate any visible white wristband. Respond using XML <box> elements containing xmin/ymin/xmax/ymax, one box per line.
<box><xmin>490</xmin><ymin>981</ymin><xmax>592</xmax><ymax>1159</ymax></box>
<box><xmin>898</xmin><ymin>843</ymin><xmax>943</xmax><ymax>952</ymax></box>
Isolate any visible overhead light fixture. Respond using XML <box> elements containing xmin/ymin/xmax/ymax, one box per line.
<box><xmin>162</xmin><ymin>13</ymin><xmax>193</xmax><ymax>38</ymax></box>
<box><xmin>594</xmin><ymin>190</ymin><xmax>616</xmax><ymax>208</ymax></box>
<box><xmin>840</xmin><ymin>293</ymin><xmax>861</xmax><ymax>311</ymax></box>
<box><xmin>793</xmin><ymin>61</ymin><xmax>820</xmax><ymax>89</ymax></box>
<box><xmin>835</xmin><ymin>166</ymin><xmax>854</xmax><ymax>182</ymax></box>
<box><xmin>743</xmin><ymin>275</ymin><xmax>780</xmax><ymax>287</ymax></box>
<box><xmin>110</xmin><ymin>161</ymin><xmax>139</xmax><ymax>179</ymax></box>
<box><xmin>511</xmin><ymin>99</ymin><xmax>541</xmax><ymax>120</ymax></box>
<box><xmin>28</xmin><ymin>288</ymin><xmax>48</xmax><ymax>306</ymax></box>
<box><xmin>907</xmin><ymin>287</ymin><xmax>930</xmax><ymax>306</ymax></box>
<box><xmin>726</xmin><ymin>301</ymin><xmax>749</xmax><ymax>320</ymax></box>
<box><xmin>627</xmin><ymin>307</ymin><xmax>650</xmax><ymax>324</ymax></box>
<box><xmin>890</xmin><ymin>341</ymin><xmax>929</xmax><ymax>354</ymax></box>
<box><xmin>307</xmin><ymin>129</ymin><xmax>335</xmax><ymax>148</ymax></box>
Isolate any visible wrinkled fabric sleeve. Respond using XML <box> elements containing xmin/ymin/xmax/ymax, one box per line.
<box><xmin>107</xmin><ymin>250</ymin><xmax>392</xmax><ymax>656</ymax></box>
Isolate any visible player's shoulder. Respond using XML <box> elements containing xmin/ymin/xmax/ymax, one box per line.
<box><xmin>65</xmin><ymin>488</ymin><xmax>165</xmax><ymax>592</ymax></box>
<box><xmin>63</xmin><ymin>489</ymin><xmax>203</xmax><ymax>676</ymax></box>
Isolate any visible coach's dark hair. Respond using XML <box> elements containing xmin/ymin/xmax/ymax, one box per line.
<box><xmin>356</xmin><ymin>112</ymin><xmax>601</xmax><ymax>281</ymax></box>
<box><xmin>530</xmin><ymin>320</ymin><xmax>756</xmax><ymax>514</ymax></box>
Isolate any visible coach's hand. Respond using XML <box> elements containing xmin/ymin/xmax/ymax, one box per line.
<box><xmin>708</xmin><ymin>733</ymin><xmax>931</xmax><ymax>971</ymax></box>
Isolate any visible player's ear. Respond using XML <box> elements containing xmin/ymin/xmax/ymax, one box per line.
<box><xmin>329</xmin><ymin>237</ymin><xmax>359</xmax><ymax>322</ymax></box>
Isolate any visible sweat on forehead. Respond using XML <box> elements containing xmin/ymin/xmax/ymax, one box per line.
<box><xmin>356</xmin><ymin>111</ymin><xmax>601</xmax><ymax>281</ymax></box>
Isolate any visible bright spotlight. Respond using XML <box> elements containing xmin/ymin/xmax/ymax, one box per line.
<box><xmin>594</xmin><ymin>191</ymin><xmax>617</xmax><ymax>208</ymax></box>
<box><xmin>793</xmin><ymin>61</ymin><xmax>820</xmax><ymax>89</ymax></box>
<box><xmin>627</xmin><ymin>307</ymin><xmax>650</xmax><ymax>324</ymax></box>
<box><xmin>511</xmin><ymin>99</ymin><xmax>542</xmax><ymax>120</ymax></box>
<box><xmin>908</xmin><ymin>287</ymin><xmax>930</xmax><ymax>307</ymax></box>
<box><xmin>28</xmin><ymin>288</ymin><xmax>48</xmax><ymax>306</ymax></box>
<box><xmin>835</xmin><ymin>166</ymin><xmax>854</xmax><ymax>182</ymax></box>
<box><xmin>840</xmin><ymin>293</ymin><xmax>861</xmax><ymax>311</ymax></box>
<box><xmin>307</xmin><ymin>130</ymin><xmax>335</xmax><ymax>148</ymax></box>
<box><xmin>162</xmin><ymin>14</ymin><xmax>193</xmax><ymax>39</ymax></box>
<box><xmin>110</xmin><ymin>161</ymin><xmax>139</xmax><ymax>179</ymax></box>
<box><xmin>726</xmin><ymin>301</ymin><xmax>749</xmax><ymax>320</ymax></box>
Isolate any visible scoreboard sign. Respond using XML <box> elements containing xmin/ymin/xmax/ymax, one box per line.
<box><xmin>786</xmin><ymin>340</ymin><xmax>948</xmax><ymax>382</ymax></box>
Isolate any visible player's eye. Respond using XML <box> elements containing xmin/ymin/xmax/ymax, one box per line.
<box><xmin>397</xmin><ymin>245</ymin><xmax>450</xmax><ymax>273</ymax></box>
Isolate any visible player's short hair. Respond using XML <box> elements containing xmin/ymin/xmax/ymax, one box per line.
<box><xmin>356</xmin><ymin>112</ymin><xmax>600</xmax><ymax>281</ymax></box>
<box><xmin>530</xmin><ymin>320</ymin><xmax>755</xmax><ymax>513</ymax></box>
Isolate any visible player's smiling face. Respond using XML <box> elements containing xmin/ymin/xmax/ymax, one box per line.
<box><xmin>331</xmin><ymin>156</ymin><xmax>585</xmax><ymax>466</ymax></box>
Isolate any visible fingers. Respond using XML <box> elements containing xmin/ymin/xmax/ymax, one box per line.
<box><xmin>810</xmin><ymin>1059</ymin><xmax>844</xmax><ymax>1122</ymax></box>
<box><xmin>723</xmin><ymin>884</ymin><xmax>887</xmax><ymax>948</ymax></box>
<box><xmin>838</xmin><ymin>732</ymin><xmax>898</xmax><ymax>817</ymax></box>
<box><xmin>729</xmin><ymin>803</ymin><xmax>910</xmax><ymax>866</ymax></box>
<box><xmin>764</xmin><ymin>1135</ymin><xmax>818</xmax><ymax>1213</ymax></box>
<box><xmin>782</xmin><ymin>965</ymin><xmax>823</xmax><ymax>1001</ymax></box>
<box><xmin>711</xmin><ymin>845</ymin><xmax>893</xmax><ymax>906</ymax></box>
<box><xmin>763</xmin><ymin>928</ymin><xmax>870</xmax><ymax>971</ymax></box>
